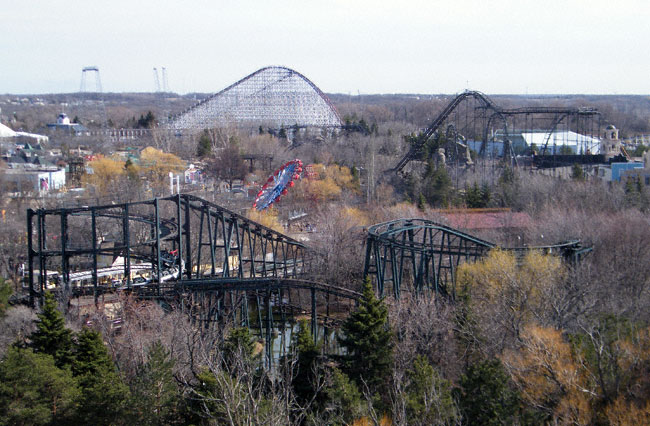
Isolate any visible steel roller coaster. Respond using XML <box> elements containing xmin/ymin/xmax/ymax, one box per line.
<box><xmin>392</xmin><ymin>90</ymin><xmax>601</xmax><ymax>173</ymax></box>
<box><xmin>27</xmin><ymin>196</ymin><xmax>589</xmax><ymax>364</ymax></box>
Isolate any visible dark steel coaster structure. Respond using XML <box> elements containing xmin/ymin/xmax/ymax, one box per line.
<box><xmin>26</xmin><ymin>195</ymin><xmax>591</xmax><ymax>365</ymax></box>
<box><xmin>26</xmin><ymin>194</ymin><xmax>360</xmax><ymax>366</ymax></box>
<box><xmin>392</xmin><ymin>90</ymin><xmax>601</xmax><ymax>173</ymax></box>
<box><xmin>364</xmin><ymin>218</ymin><xmax>592</xmax><ymax>299</ymax></box>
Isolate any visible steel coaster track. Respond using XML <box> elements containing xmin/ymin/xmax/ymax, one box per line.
<box><xmin>392</xmin><ymin>91</ymin><xmax>601</xmax><ymax>173</ymax></box>
<box><xmin>364</xmin><ymin>218</ymin><xmax>590</xmax><ymax>298</ymax></box>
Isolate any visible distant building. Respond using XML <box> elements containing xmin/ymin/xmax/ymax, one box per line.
<box><xmin>619</xmin><ymin>150</ymin><xmax>650</xmax><ymax>185</ymax></box>
<box><xmin>184</xmin><ymin>164</ymin><xmax>202</xmax><ymax>184</ymax></box>
<box><xmin>46</xmin><ymin>113</ymin><xmax>89</xmax><ymax>136</ymax></box>
<box><xmin>468</xmin><ymin>129</ymin><xmax>601</xmax><ymax>156</ymax></box>
<box><xmin>0</xmin><ymin>122</ymin><xmax>49</xmax><ymax>144</ymax></box>
<box><xmin>2</xmin><ymin>168</ymin><xmax>66</xmax><ymax>193</ymax></box>
<box><xmin>600</xmin><ymin>125</ymin><xmax>624</xmax><ymax>160</ymax></box>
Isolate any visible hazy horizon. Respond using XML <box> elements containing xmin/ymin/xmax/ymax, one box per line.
<box><xmin>3</xmin><ymin>1</ymin><xmax>649</xmax><ymax>96</ymax></box>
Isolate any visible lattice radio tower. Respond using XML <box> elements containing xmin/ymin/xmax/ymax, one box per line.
<box><xmin>79</xmin><ymin>66</ymin><xmax>108</xmax><ymax>130</ymax></box>
<box><xmin>153</xmin><ymin>67</ymin><xmax>171</xmax><ymax>95</ymax></box>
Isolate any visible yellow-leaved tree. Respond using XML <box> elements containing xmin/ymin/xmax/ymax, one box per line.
<box><xmin>139</xmin><ymin>147</ymin><xmax>185</xmax><ymax>190</ymax></box>
<box><xmin>294</xmin><ymin>163</ymin><xmax>359</xmax><ymax>202</ymax></box>
<box><xmin>456</xmin><ymin>249</ymin><xmax>565</xmax><ymax>354</ymax></box>
<box><xmin>246</xmin><ymin>208</ymin><xmax>284</xmax><ymax>233</ymax></box>
<box><xmin>501</xmin><ymin>325</ymin><xmax>593</xmax><ymax>425</ymax></box>
<box><xmin>82</xmin><ymin>157</ymin><xmax>126</xmax><ymax>196</ymax></box>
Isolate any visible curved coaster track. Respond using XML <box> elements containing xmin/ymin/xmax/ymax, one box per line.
<box><xmin>364</xmin><ymin>218</ymin><xmax>592</xmax><ymax>299</ymax></box>
<box><xmin>27</xmin><ymin>194</ymin><xmax>358</xmax><ymax>366</ymax></box>
<box><xmin>27</xmin><ymin>196</ymin><xmax>589</xmax><ymax>364</ymax></box>
<box><xmin>392</xmin><ymin>90</ymin><xmax>601</xmax><ymax>173</ymax></box>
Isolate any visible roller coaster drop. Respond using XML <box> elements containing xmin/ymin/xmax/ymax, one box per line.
<box><xmin>392</xmin><ymin>91</ymin><xmax>601</xmax><ymax>173</ymax></box>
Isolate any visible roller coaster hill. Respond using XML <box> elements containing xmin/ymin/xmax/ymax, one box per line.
<box><xmin>390</xmin><ymin>90</ymin><xmax>623</xmax><ymax>174</ymax></box>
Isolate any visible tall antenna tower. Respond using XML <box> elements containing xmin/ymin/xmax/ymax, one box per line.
<box><xmin>153</xmin><ymin>67</ymin><xmax>161</xmax><ymax>92</ymax></box>
<box><xmin>162</xmin><ymin>67</ymin><xmax>170</xmax><ymax>93</ymax></box>
<box><xmin>79</xmin><ymin>66</ymin><xmax>108</xmax><ymax>130</ymax></box>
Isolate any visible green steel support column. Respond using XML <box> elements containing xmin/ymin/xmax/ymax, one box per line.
<box><xmin>223</xmin><ymin>219</ymin><xmax>232</xmax><ymax>277</ymax></box>
<box><xmin>324</xmin><ymin>292</ymin><xmax>330</xmax><ymax>349</ymax></box>
<box><xmin>390</xmin><ymin>244</ymin><xmax>399</xmax><ymax>298</ymax></box>
<box><xmin>176</xmin><ymin>195</ymin><xmax>183</xmax><ymax>282</ymax></box>
<box><xmin>231</xmin><ymin>291</ymin><xmax>236</xmax><ymax>323</ymax></box>
<box><xmin>241</xmin><ymin>292</ymin><xmax>249</xmax><ymax>328</ymax></box>
<box><xmin>279</xmin><ymin>288</ymin><xmax>286</xmax><ymax>356</ymax></box>
<box><xmin>374</xmin><ymin>243</ymin><xmax>384</xmax><ymax>296</ymax></box>
<box><xmin>311</xmin><ymin>287</ymin><xmax>317</xmax><ymax>343</ymax></box>
<box><xmin>38</xmin><ymin>212</ymin><xmax>46</xmax><ymax>297</ymax></box>
<box><xmin>381</xmin><ymin>245</ymin><xmax>389</xmax><ymax>296</ymax></box>
<box><xmin>154</xmin><ymin>199</ymin><xmax>162</xmax><ymax>293</ymax></box>
<box><xmin>91</xmin><ymin>208</ymin><xmax>98</xmax><ymax>305</ymax></box>
<box><xmin>260</xmin><ymin>237</ymin><xmax>268</xmax><ymax>277</ymax></box>
<box><xmin>234</xmin><ymin>220</ymin><xmax>244</xmax><ymax>278</ymax></box>
<box><xmin>398</xmin><ymin>233</ymin><xmax>407</xmax><ymax>293</ymax></box>
<box><xmin>183</xmin><ymin>195</ymin><xmax>192</xmax><ymax>280</ymax></box>
<box><xmin>27</xmin><ymin>209</ymin><xmax>35</xmax><ymax>307</ymax></box>
<box><xmin>196</xmin><ymin>206</ymin><xmax>205</xmax><ymax>279</ymax></box>
<box><xmin>449</xmin><ymin>234</ymin><xmax>456</xmax><ymax>298</ymax></box>
<box><xmin>122</xmin><ymin>204</ymin><xmax>131</xmax><ymax>287</ymax></box>
<box><xmin>207</xmin><ymin>208</ymin><xmax>216</xmax><ymax>276</ymax></box>
<box><xmin>60</xmin><ymin>212</ymin><xmax>68</xmax><ymax>292</ymax></box>
<box><xmin>282</xmin><ymin>241</ymin><xmax>289</xmax><ymax>278</ymax></box>
<box><xmin>266</xmin><ymin>287</ymin><xmax>272</xmax><ymax>369</ymax></box>
<box><xmin>247</xmin><ymin>226</ymin><xmax>255</xmax><ymax>278</ymax></box>
<box><xmin>217</xmin><ymin>292</ymin><xmax>222</xmax><ymax>323</ymax></box>
<box><xmin>363</xmin><ymin>235</ymin><xmax>373</xmax><ymax>278</ymax></box>
<box><xmin>256</xmin><ymin>290</ymin><xmax>263</xmax><ymax>338</ymax></box>
<box><xmin>270</xmin><ymin>239</ymin><xmax>278</xmax><ymax>277</ymax></box>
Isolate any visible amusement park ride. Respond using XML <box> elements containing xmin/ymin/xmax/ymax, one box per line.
<box><xmin>25</xmin><ymin>75</ymin><xmax>604</xmax><ymax>362</ymax></box>
<box><xmin>391</xmin><ymin>90</ymin><xmax>603</xmax><ymax>174</ymax></box>
<box><xmin>253</xmin><ymin>159</ymin><xmax>303</xmax><ymax>210</ymax></box>
<box><xmin>26</xmin><ymin>195</ymin><xmax>590</xmax><ymax>365</ymax></box>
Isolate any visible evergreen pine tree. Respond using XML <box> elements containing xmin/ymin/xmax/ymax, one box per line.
<box><xmin>417</xmin><ymin>193</ymin><xmax>427</xmax><ymax>210</ymax></box>
<box><xmin>0</xmin><ymin>346</ymin><xmax>80</xmax><ymax>425</ymax></box>
<box><xmin>196</xmin><ymin>130</ymin><xmax>212</xmax><ymax>158</ymax></box>
<box><xmin>322</xmin><ymin>367</ymin><xmax>365</xmax><ymax>424</ymax></box>
<box><xmin>291</xmin><ymin>320</ymin><xmax>321</xmax><ymax>405</ymax></box>
<box><xmin>30</xmin><ymin>292</ymin><xmax>73</xmax><ymax>368</ymax></box>
<box><xmin>223</xmin><ymin>327</ymin><xmax>257</xmax><ymax>366</ymax></box>
<box><xmin>456</xmin><ymin>359</ymin><xmax>520</xmax><ymax>425</ymax></box>
<box><xmin>480</xmin><ymin>182</ymin><xmax>491</xmax><ymax>207</ymax></box>
<box><xmin>132</xmin><ymin>341</ymin><xmax>182</xmax><ymax>425</ymax></box>
<box><xmin>0</xmin><ymin>278</ymin><xmax>11</xmax><ymax>318</ymax></box>
<box><xmin>73</xmin><ymin>328</ymin><xmax>131</xmax><ymax>425</ymax></box>
<box><xmin>465</xmin><ymin>183</ymin><xmax>482</xmax><ymax>208</ymax></box>
<box><xmin>571</xmin><ymin>163</ymin><xmax>585</xmax><ymax>181</ymax></box>
<box><xmin>405</xmin><ymin>355</ymin><xmax>458</xmax><ymax>425</ymax></box>
<box><xmin>338</xmin><ymin>277</ymin><xmax>393</xmax><ymax>395</ymax></box>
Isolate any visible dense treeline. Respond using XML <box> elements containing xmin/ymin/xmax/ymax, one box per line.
<box><xmin>2</xmin><ymin>91</ymin><xmax>650</xmax><ymax>424</ymax></box>
<box><xmin>3</xmin><ymin>154</ymin><xmax>650</xmax><ymax>423</ymax></box>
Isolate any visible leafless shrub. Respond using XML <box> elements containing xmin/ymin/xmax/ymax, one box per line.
<box><xmin>0</xmin><ymin>305</ymin><xmax>36</xmax><ymax>356</ymax></box>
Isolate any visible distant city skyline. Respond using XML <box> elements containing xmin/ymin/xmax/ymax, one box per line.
<box><xmin>2</xmin><ymin>0</ymin><xmax>649</xmax><ymax>95</ymax></box>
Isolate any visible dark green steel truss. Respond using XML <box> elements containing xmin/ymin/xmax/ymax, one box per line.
<box><xmin>364</xmin><ymin>218</ymin><xmax>591</xmax><ymax>298</ymax></box>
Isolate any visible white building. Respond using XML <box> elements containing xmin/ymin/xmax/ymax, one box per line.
<box><xmin>520</xmin><ymin>130</ymin><xmax>601</xmax><ymax>155</ymax></box>
<box><xmin>3</xmin><ymin>168</ymin><xmax>66</xmax><ymax>193</ymax></box>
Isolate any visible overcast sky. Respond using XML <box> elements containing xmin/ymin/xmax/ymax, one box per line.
<box><xmin>2</xmin><ymin>0</ymin><xmax>648</xmax><ymax>95</ymax></box>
